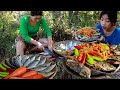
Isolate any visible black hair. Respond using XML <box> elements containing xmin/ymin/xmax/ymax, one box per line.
<box><xmin>30</xmin><ymin>11</ymin><xmax>43</xmax><ymax>16</ymax></box>
<box><xmin>100</xmin><ymin>11</ymin><xmax>117</xmax><ymax>25</ymax></box>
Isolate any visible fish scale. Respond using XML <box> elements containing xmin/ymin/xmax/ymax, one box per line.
<box><xmin>33</xmin><ymin>66</ymin><xmax>48</xmax><ymax>72</ymax></box>
<box><xmin>36</xmin><ymin>57</ymin><xmax>47</xmax><ymax>66</ymax></box>
<box><xmin>29</xmin><ymin>55</ymin><xmax>36</xmax><ymax>63</ymax></box>
<box><xmin>42</xmin><ymin>62</ymin><xmax>52</xmax><ymax>67</ymax></box>
<box><xmin>27</xmin><ymin>60</ymin><xmax>40</xmax><ymax>69</ymax></box>
<box><xmin>23</xmin><ymin>55</ymin><xmax>37</xmax><ymax>67</ymax></box>
<box><xmin>16</xmin><ymin>55</ymin><xmax>23</xmax><ymax>67</ymax></box>
<box><xmin>23</xmin><ymin>58</ymin><xmax>32</xmax><ymax>67</ymax></box>
<box><xmin>36</xmin><ymin>56</ymin><xmax>41</xmax><ymax>61</ymax></box>
<box><xmin>40</xmin><ymin>63</ymin><xmax>56</xmax><ymax>73</ymax></box>
<box><xmin>10</xmin><ymin>57</ymin><xmax>19</xmax><ymax>68</ymax></box>
<box><xmin>21</xmin><ymin>55</ymin><xmax>30</xmax><ymax>64</ymax></box>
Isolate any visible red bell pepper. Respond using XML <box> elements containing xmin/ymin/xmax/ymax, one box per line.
<box><xmin>81</xmin><ymin>53</ymin><xmax>87</xmax><ymax>64</ymax></box>
<box><xmin>74</xmin><ymin>45</ymin><xmax>83</xmax><ymax>50</ymax></box>
<box><xmin>89</xmin><ymin>51</ymin><xmax>101</xmax><ymax>57</ymax></box>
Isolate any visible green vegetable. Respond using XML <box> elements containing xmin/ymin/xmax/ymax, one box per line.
<box><xmin>74</xmin><ymin>48</ymin><xmax>79</xmax><ymax>56</ymax></box>
<box><xmin>0</xmin><ymin>72</ymin><xmax>9</xmax><ymax>75</ymax></box>
<box><xmin>92</xmin><ymin>56</ymin><xmax>104</xmax><ymax>61</ymax></box>
<box><xmin>0</xmin><ymin>64</ymin><xmax>6</xmax><ymax>71</ymax></box>
<box><xmin>86</xmin><ymin>53</ymin><xmax>95</xmax><ymax>65</ymax></box>
<box><xmin>103</xmin><ymin>44</ymin><xmax>110</xmax><ymax>50</ymax></box>
<box><xmin>0</xmin><ymin>72</ymin><xmax>9</xmax><ymax>77</ymax></box>
<box><xmin>2</xmin><ymin>62</ymin><xmax>10</xmax><ymax>69</ymax></box>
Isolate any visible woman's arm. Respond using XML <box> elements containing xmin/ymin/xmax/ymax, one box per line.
<box><xmin>47</xmin><ymin>36</ymin><xmax>53</xmax><ymax>51</ymax></box>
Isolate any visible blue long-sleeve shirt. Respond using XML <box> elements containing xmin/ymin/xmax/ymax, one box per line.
<box><xmin>96</xmin><ymin>23</ymin><xmax>120</xmax><ymax>45</ymax></box>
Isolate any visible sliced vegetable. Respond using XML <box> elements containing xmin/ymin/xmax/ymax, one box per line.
<box><xmin>89</xmin><ymin>51</ymin><xmax>101</xmax><ymax>57</ymax></box>
<box><xmin>86</xmin><ymin>53</ymin><xmax>95</xmax><ymax>65</ymax></box>
<box><xmin>81</xmin><ymin>53</ymin><xmax>87</xmax><ymax>64</ymax></box>
<box><xmin>92</xmin><ymin>56</ymin><xmax>104</xmax><ymax>61</ymax></box>
<box><xmin>77</xmin><ymin>53</ymin><xmax>83</xmax><ymax>62</ymax></box>
<box><xmin>74</xmin><ymin>48</ymin><xmax>79</xmax><ymax>56</ymax></box>
<box><xmin>74</xmin><ymin>45</ymin><xmax>83</xmax><ymax>50</ymax></box>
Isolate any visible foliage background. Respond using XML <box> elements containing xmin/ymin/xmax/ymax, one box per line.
<box><xmin>0</xmin><ymin>11</ymin><xmax>120</xmax><ymax>61</ymax></box>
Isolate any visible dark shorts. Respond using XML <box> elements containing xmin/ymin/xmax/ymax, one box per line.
<box><xmin>15</xmin><ymin>35</ymin><xmax>38</xmax><ymax>50</ymax></box>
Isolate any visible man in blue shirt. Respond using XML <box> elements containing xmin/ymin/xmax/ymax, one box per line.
<box><xmin>96</xmin><ymin>11</ymin><xmax>120</xmax><ymax>45</ymax></box>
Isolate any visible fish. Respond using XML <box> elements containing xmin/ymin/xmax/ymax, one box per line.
<box><xmin>23</xmin><ymin>57</ymin><xmax>32</xmax><ymax>67</ymax></box>
<box><xmin>41</xmin><ymin>62</ymin><xmax>52</xmax><ymax>67</ymax></box>
<box><xmin>36</xmin><ymin>55</ymin><xmax>41</xmax><ymax>61</ymax></box>
<box><xmin>92</xmin><ymin>61</ymin><xmax>116</xmax><ymax>72</ymax></box>
<box><xmin>10</xmin><ymin>56</ymin><xmax>19</xmax><ymax>68</ymax></box>
<box><xmin>5</xmin><ymin>58</ymin><xmax>17</xmax><ymax>69</ymax></box>
<box><xmin>65</xmin><ymin>59</ymin><xmax>91</xmax><ymax>79</ymax></box>
<box><xmin>40</xmin><ymin>63</ymin><xmax>56</xmax><ymax>73</ymax></box>
<box><xmin>44</xmin><ymin>49</ymin><xmax>55</xmax><ymax>56</ymax></box>
<box><xmin>113</xmin><ymin>64</ymin><xmax>120</xmax><ymax>74</ymax></box>
<box><xmin>21</xmin><ymin>55</ymin><xmax>30</xmax><ymax>64</ymax></box>
<box><xmin>39</xmin><ymin>49</ymin><xmax>55</xmax><ymax>56</ymax></box>
<box><xmin>106</xmin><ymin>59</ymin><xmax>120</xmax><ymax>64</ymax></box>
<box><xmin>36</xmin><ymin>57</ymin><xmax>47</xmax><ymax>66</ymax></box>
<box><xmin>39</xmin><ymin>71</ymin><xmax>55</xmax><ymax>78</ymax></box>
<box><xmin>91</xmin><ymin>75</ymin><xmax>112</xmax><ymax>79</ymax></box>
<box><xmin>33</xmin><ymin>65</ymin><xmax>48</xmax><ymax>72</ymax></box>
<box><xmin>109</xmin><ymin>55</ymin><xmax>120</xmax><ymax>62</ymax></box>
<box><xmin>15</xmin><ymin>55</ymin><xmax>23</xmax><ymax>67</ymax></box>
<box><xmin>27</xmin><ymin>60</ymin><xmax>40</xmax><ymax>69</ymax></box>
<box><xmin>29</xmin><ymin>55</ymin><xmax>36</xmax><ymax>63</ymax></box>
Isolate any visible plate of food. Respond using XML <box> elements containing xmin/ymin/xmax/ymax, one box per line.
<box><xmin>62</xmin><ymin>42</ymin><xmax>120</xmax><ymax>79</ymax></box>
<box><xmin>52</xmin><ymin>40</ymin><xmax>82</xmax><ymax>57</ymax></box>
<box><xmin>74</xmin><ymin>27</ymin><xmax>101</xmax><ymax>42</ymax></box>
<box><xmin>0</xmin><ymin>54</ymin><xmax>58</xmax><ymax>79</ymax></box>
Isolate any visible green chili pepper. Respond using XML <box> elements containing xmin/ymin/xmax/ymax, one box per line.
<box><xmin>74</xmin><ymin>48</ymin><xmax>79</xmax><ymax>56</ymax></box>
<box><xmin>86</xmin><ymin>53</ymin><xmax>95</xmax><ymax>65</ymax></box>
<box><xmin>0</xmin><ymin>73</ymin><xmax>9</xmax><ymax>77</ymax></box>
<box><xmin>2</xmin><ymin>62</ymin><xmax>10</xmax><ymax>69</ymax></box>
<box><xmin>103</xmin><ymin>44</ymin><xmax>110</xmax><ymax>50</ymax></box>
<box><xmin>0</xmin><ymin>64</ymin><xmax>6</xmax><ymax>71</ymax></box>
<box><xmin>92</xmin><ymin>56</ymin><xmax>104</xmax><ymax>61</ymax></box>
<box><xmin>0</xmin><ymin>72</ymin><xmax>9</xmax><ymax>75</ymax></box>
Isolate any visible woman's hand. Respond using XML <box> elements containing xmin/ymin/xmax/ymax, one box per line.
<box><xmin>37</xmin><ymin>42</ymin><xmax>45</xmax><ymax>51</ymax></box>
<box><xmin>47</xmin><ymin>36</ymin><xmax>53</xmax><ymax>51</ymax></box>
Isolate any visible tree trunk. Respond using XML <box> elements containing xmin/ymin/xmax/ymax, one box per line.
<box><xmin>69</xmin><ymin>11</ymin><xmax>73</xmax><ymax>28</ymax></box>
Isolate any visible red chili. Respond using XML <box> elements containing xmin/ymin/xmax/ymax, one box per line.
<box><xmin>89</xmin><ymin>51</ymin><xmax>101</xmax><ymax>57</ymax></box>
<box><xmin>7</xmin><ymin>68</ymin><xmax>15</xmax><ymax>72</ymax></box>
<box><xmin>77</xmin><ymin>53</ymin><xmax>83</xmax><ymax>62</ymax></box>
<box><xmin>74</xmin><ymin>45</ymin><xmax>83</xmax><ymax>50</ymax></box>
<box><xmin>87</xmin><ymin>32</ymin><xmax>92</xmax><ymax>37</ymax></box>
<box><xmin>81</xmin><ymin>53</ymin><xmax>87</xmax><ymax>64</ymax></box>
